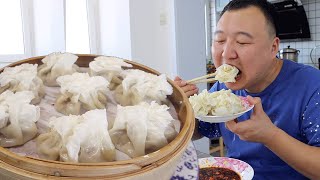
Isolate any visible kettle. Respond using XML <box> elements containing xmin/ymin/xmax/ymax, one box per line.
<box><xmin>279</xmin><ymin>46</ymin><xmax>300</xmax><ymax>62</ymax></box>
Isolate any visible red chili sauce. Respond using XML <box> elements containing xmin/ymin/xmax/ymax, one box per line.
<box><xmin>199</xmin><ymin>167</ymin><xmax>241</xmax><ymax>180</ymax></box>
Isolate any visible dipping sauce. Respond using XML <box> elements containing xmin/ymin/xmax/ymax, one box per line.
<box><xmin>199</xmin><ymin>167</ymin><xmax>241</xmax><ymax>180</ymax></box>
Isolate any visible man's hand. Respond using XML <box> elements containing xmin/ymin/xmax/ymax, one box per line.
<box><xmin>174</xmin><ymin>76</ymin><xmax>199</xmax><ymax>97</ymax></box>
<box><xmin>225</xmin><ymin>96</ymin><xmax>280</xmax><ymax>144</ymax></box>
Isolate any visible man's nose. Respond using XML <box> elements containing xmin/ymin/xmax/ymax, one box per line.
<box><xmin>222</xmin><ymin>42</ymin><xmax>238</xmax><ymax>61</ymax></box>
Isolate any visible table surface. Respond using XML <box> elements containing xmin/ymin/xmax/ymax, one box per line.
<box><xmin>170</xmin><ymin>142</ymin><xmax>212</xmax><ymax>180</ymax></box>
<box><xmin>196</xmin><ymin>150</ymin><xmax>212</xmax><ymax>159</ymax></box>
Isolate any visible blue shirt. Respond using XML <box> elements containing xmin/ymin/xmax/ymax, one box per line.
<box><xmin>198</xmin><ymin>59</ymin><xmax>320</xmax><ymax>180</ymax></box>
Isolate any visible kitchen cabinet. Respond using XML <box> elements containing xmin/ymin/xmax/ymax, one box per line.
<box><xmin>215</xmin><ymin>0</ymin><xmax>230</xmax><ymax>12</ymax></box>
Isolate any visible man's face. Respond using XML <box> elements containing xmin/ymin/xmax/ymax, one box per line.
<box><xmin>212</xmin><ymin>6</ymin><xmax>278</xmax><ymax>92</ymax></box>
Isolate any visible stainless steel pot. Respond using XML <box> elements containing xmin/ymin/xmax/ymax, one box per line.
<box><xmin>279</xmin><ymin>45</ymin><xmax>300</xmax><ymax>62</ymax></box>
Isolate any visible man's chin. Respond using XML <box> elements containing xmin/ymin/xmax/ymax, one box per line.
<box><xmin>225</xmin><ymin>82</ymin><xmax>243</xmax><ymax>90</ymax></box>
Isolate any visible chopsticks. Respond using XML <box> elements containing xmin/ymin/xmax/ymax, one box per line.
<box><xmin>186</xmin><ymin>72</ymin><xmax>217</xmax><ymax>84</ymax></box>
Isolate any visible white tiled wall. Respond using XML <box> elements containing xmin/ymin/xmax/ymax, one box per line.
<box><xmin>208</xmin><ymin>0</ymin><xmax>216</xmax><ymax>64</ymax></box>
<box><xmin>210</xmin><ymin>0</ymin><xmax>320</xmax><ymax>69</ymax></box>
<box><xmin>210</xmin><ymin>0</ymin><xmax>217</xmax><ymax>43</ymax></box>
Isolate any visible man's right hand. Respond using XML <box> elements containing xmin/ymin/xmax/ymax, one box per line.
<box><xmin>174</xmin><ymin>76</ymin><xmax>199</xmax><ymax>97</ymax></box>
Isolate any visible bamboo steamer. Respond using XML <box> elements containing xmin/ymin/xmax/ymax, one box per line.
<box><xmin>0</xmin><ymin>54</ymin><xmax>195</xmax><ymax>179</ymax></box>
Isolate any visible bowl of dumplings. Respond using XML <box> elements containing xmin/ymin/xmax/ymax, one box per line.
<box><xmin>0</xmin><ymin>53</ymin><xmax>195</xmax><ymax>179</ymax></box>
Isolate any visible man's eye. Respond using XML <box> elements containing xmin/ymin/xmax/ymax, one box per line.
<box><xmin>215</xmin><ymin>40</ymin><xmax>225</xmax><ymax>44</ymax></box>
<box><xmin>237</xmin><ymin>41</ymin><xmax>249</xmax><ymax>45</ymax></box>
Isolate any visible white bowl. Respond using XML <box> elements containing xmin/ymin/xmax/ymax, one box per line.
<box><xmin>199</xmin><ymin>157</ymin><xmax>254</xmax><ymax>180</ymax></box>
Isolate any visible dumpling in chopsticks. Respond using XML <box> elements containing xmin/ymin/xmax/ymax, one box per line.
<box><xmin>89</xmin><ymin>56</ymin><xmax>132</xmax><ymax>90</ymax></box>
<box><xmin>36</xmin><ymin>109</ymin><xmax>115</xmax><ymax>163</ymax></box>
<box><xmin>215</xmin><ymin>64</ymin><xmax>239</xmax><ymax>83</ymax></box>
<box><xmin>0</xmin><ymin>63</ymin><xmax>45</xmax><ymax>104</ymax></box>
<box><xmin>0</xmin><ymin>91</ymin><xmax>40</xmax><ymax>147</ymax></box>
<box><xmin>109</xmin><ymin>101</ymin><xmax>178</xmax><ymax>158</ymax></box>
<box><xmin>55</xmin><ymin>73</ymin><xmax>109</xmax><ymax>115</ymax></box>
<box><xmin>38</xmin><ymin>52</ymin><xmax>79</xmax><ymax>86</ymax></box>
<box><xmin>114</xmin><ymin>69</ymin><xmax>173</xmax><ymax>106</ymax></box>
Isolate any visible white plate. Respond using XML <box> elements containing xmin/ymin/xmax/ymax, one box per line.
<box><xmin>196</xmin><ymin>96</ymin><xmax>254</xmax><ymax>123</ymax></box>
<box><xmin>198</xmin><ymin>157</ymin><xmax>254</xmax><ymax>180</ymax></box>
<box><xmin>196</xmin><ymin>104</ymin><xmax>254</xmax><ymax>123</ymax></box>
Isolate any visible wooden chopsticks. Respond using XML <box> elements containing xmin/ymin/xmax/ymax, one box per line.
<box><xmin>186</xmin><ymin>72</ymin><xmax>217</xmax><ymax>84</ymax></box>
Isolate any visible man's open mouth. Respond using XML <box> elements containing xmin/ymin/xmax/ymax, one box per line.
<box><xmin>235</xmin><ymin>70</ymin><xmax>242</xmax><ymax>80</ymax></box>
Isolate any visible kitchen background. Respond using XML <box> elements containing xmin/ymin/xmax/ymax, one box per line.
<box><xmin>211</xmin><ymin>0</ymin><xmax>320</xmax><ymax>68</ymax></box>
<box><xmin>280</xmin><ymin>0</ymin><xmax>320</xmax><ymax>67</ymax></box>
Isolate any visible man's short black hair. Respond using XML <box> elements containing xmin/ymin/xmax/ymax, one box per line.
<box><xmin>220</xmin><ymin>0</ymin><xmax>279</xmax><ymax>37</ymax></box>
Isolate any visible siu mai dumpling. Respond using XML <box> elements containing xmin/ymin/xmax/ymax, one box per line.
<box><xmin>36</xmin><ymin>131</ymin><xmax>63</xmax><ymax>160</ymax></box>
<box><xmin>114</xmin><ymin>69</ymin><xmax>173</xmax><ymax>106</ymax></box>
<box><xmin>38</xmin><ymin>52</ymin><xmax>79</xmax><ymax>86</ymax></box>
<box><xmin>89</xmin><ymin>56</ymin><xmax>132</xmax><ymax>90</ymax></box>
<box><xmin>0</xmin><ymin>91</ymin><xmax>40</xmax><ymax>147</ymax></box>
<box><xmin>61</xmin><ymin>109</ymin><xmax>115</xmax><ymax>163</ymax></box>
<box><xmin>37</xmin><ymin>109</ymin><xmax>116</xmax><ymax>163</ymax></box>
<box><xmin>55</xmin><ymin>73</ymin><xmax>109</xmax><ymax>115</ymax></box>
<box><xmin>109</xmin><ymin>105</ymin><xmax>148</xmax><ymax>157</ymax></box>
<box><xmin>36</xmin><ymin>115</ymin><xmax>80</xmax><ymax>161</ymax></box>
<box><xmin>143</xmin><ymin>102</ymin><xmax>178</xmax><ymax>154</ymax></box>
<box><xmin>0</xmin><ymin>63</ymin><xmax>45</xmax><ymax>104</ymax></box>
<box><xmin>109</xmin><ymin>101</ymin><xmax>178</xmax><ymax>158</ymax></box>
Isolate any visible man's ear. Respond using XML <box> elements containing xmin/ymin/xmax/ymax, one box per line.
<box><xmin>271</xmin><ymin>37</ymin><xmax>280</xmax><ymax>57</ymax></box>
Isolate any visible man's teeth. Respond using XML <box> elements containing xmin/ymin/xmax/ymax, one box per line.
<box><xmin>236</xmin><ymin>72</ymin><xmax>241</xmax><ymax>77</ymax></box>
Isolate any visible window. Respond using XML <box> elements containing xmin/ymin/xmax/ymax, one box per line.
<box><xmin>0</xmin><ymin>0</ymin><xmax>27</xmax><ymax>65</ymax></box>
<box><xmin>0</xmin><ymin>0</ymin><xmax>24</xmax><ymax>55</ymax></box>
<box><xmin>66</xmin><ymin>0</ymin><xmax>90</xmax><ymax>53</ymax></box>
<box><xmin>0</xmin><ymin>0</ymin><xmax>98</xmax><ymax>67</ymax></box>
<box><xmin>205</xmin><ymin>0</ymin><xmax>213</xmax><ymax>63</ymax></box>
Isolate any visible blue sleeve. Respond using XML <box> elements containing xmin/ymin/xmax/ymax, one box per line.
<box><xmin>198</xmin><ymin>82</ymin><xmax>222</xmax><ymax>139</ymax></box>
<box><xmin>198</xmin><ymin>120</ymin><xmax>222</xmax><ymax>138</ymax></box>
<box><xmin>208</xmin><ymin>82</ymin><xmax>219</xmax><ymax>93</ymax></box>
<box><xmin>301</xmin><ymin>89</ymin><xmax>320</xmax><ymax>147</ymax></box>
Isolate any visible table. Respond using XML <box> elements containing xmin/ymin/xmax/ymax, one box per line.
<box><xmin>170</xmin><ymin>142</ymin><xmax>204</xmax><ymax>180</ymax></box>
<box><xmin>196</xmin><ymin>150</ymin><xmax>212</xmax><ymax>159</ymax></box>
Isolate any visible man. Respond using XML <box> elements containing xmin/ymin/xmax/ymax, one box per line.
<box><xmin>174</xmin><ymin>0</ymin><xmax>320</xmax><ymax>179</ymax></box>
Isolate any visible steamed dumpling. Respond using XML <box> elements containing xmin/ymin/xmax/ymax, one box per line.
<box><xmin>62</xmin><ymin>109</ymin><xmax>115</xmax><ymax>163</ymax></box>
<box><xmin>89</xmin><ymin>56</ymin><xmax>133</xmax><ymax>90</ymax></box>
<box><xmin>36</xmin><ymin>131</ymin><xmax>62</xmax><ymax>160</ymax></box>
<box><xmin>55</xmin><ymin>73</ymin><xmax>109</xmax><ymax>115</ymax></box>
<box><xmin>55</xmin><ymin>93</ymin><xmax>81</xmax><ymax>115</ymax></box>
<box><xmin>109</xmin><ymin>101</ymin><xmax>178</xmax><ymax>158</ymax></box>
<box><xmin>37</xmin><ymin>115</ymin><xmax>80</xmax><ymax>161</ymax></box>
<box><xmin>0</xmin><ymin>63</ymin><xmax>45</xmax><ymax>104</ymax></box>
<box><xmin>38</xmin><ymin>52</ymin><xmax>79</xmax><ymax>86</ymax></box>
<box><xmin>0</xmin><ymin>91</ymin><xmax>40</xmax><ymax>147</ymax></box>
<box><xmin>114</xmin><ymin>69</ymin><xmax>173</xmax><ymax>106</ymax></box>
<box><xmin>37</xmin><ymin>109</ymin><xmax>115</xmax><ymax>163</ymax></box>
